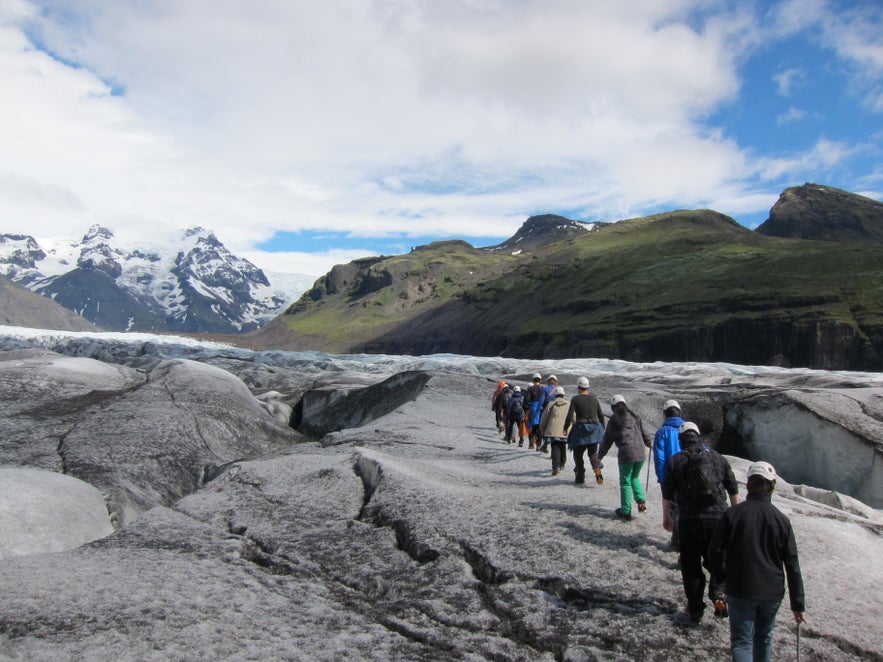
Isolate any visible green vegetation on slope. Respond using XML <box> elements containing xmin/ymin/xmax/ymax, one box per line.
<box><xmin>277</xmin><ymin>240</ymin><xmax>520</xmax><ymax>351</ymax></box>
<box><xmin>261</xmin><ymin>208</ymin><xmax>883</xmax><ymax>368</ymax></box>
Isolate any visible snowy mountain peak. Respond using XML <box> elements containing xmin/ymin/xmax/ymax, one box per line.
<box><xmin>81</xmin><ymin>224</ymin><xmax>115</xmax><ymax>243</ymax></box>
<box><xmin>182</xmin><ymin>226</ymin><xmax>209</xmax><ymax>239</ymax></box>
<box><xmin>0</xmin><ymin>227</ymin><xmax>313</xmax><ymax>333</ymax></box>
<box><xmin>0</xmin><ymin>235</ymin><xmax>47</xmax><ymax>279</ymax></box>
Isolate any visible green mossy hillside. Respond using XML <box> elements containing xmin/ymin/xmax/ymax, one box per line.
<box><xmin>250</xmin><ymin>201</ymin><xmax>883</xmax><ymax>369</ymax></box>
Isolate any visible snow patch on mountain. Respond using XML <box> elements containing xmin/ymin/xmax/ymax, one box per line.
<box><xmin>0</xmin><ymin>225</ymin><xmax>314</xmax><ymax>332</ymax></box>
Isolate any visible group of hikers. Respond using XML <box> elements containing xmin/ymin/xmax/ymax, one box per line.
<box><xmin>491</xmin><ymin>374</ymin><xmax>806</xmax><ymax>662</ymax></box>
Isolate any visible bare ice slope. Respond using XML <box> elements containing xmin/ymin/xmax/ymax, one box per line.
<box><xmin>0</xmin><ymin>357</ymin><xmax>881</xmax><ymax>660</ymax></box>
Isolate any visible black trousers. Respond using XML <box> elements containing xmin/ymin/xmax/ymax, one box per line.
<box><xmin>572</xmin><ymin>443</ymin><xmax>601</xmax><ymax>480</ymax></box>
<box><xmin>550</xmin><ymin>440</ymin><xmax>567</xmax><ymax>470</ymax></box>
<box><xmin>678</xmin><ymin>520</ymin><xmax>724</xmax><ymax>616</ymax></box>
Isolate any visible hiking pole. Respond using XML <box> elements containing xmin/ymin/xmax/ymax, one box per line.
<box><xmin>796</xmin><ymin>621</ymin><xmax>801</xmax><ymax>662</ymax></box>
<box><xmin>646</xmin><ymin>445</ymin><xmax>652</xmax><ymax>491</ymax></box>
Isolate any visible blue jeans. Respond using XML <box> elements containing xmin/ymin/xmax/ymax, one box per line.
<box><xmin>727</xmin><ymin>595</ymin><xmax>781</xmax><ymax>662</ymax></box>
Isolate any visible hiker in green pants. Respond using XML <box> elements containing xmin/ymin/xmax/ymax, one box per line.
<box><xmin>599</xmin><ymin>394</ymin><xmax>652</xmax><ymax>521</ymax></box>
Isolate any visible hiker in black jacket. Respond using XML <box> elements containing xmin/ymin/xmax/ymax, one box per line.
<box><xmin>661</xmin><ymin>422</ymin><xmax>740</xmax><ymax>624</ymax></box>
<box><xmin>707</xmin><ymin>461</ymin><xmax>806</xmax><ymax>662</ymax></box>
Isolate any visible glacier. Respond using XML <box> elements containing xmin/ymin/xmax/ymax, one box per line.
<box><xmin>0</xmin><ymin>325</ymin><xmax>881</xmax><ymax>661</ymax></box>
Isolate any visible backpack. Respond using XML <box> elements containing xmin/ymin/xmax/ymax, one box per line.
<box><xmin>684</xmin><ymin>446</ymin><xmax>724</xmax><ymax>508</ymax></box>
<box><xmin>510</xmin><ymin>394</ymin><xmax>524</xmax><ymax>419</ymax></box>
<box><xmin>497</xmin><ymin>387</ymin><xmax>512</xmax><ymax>411</ymax></box>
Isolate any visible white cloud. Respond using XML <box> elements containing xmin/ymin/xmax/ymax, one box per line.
<box><xmin>0</xmin><ymin>1</ymin><xmax>879</xmax><ymax>277</ymax></box>
<box><xmin>777</xmin><ymin>106</ymin><xmax>807</xmax><ymax>124</ymax></box>
<box><xmin>753</xmin><ymin>137</ymin><xmax>858</xmax><ymax>181</ymax></box>
<box><xmin>239</xmin><ymin>249</ymin><xmax>374</xmax><ymax>279</ymax></box>
<box><xmin>772</xmin><ymin>0</ymin><xmax>883</xmax><ymax>110</ymax></box>
<box><xmin>773</xmin><ymin>67</ymin><xmax>804</xmax><ymax>96</ymax></box>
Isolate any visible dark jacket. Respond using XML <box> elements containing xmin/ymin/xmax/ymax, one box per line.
<box><xmin>599</xmin><ymin>404</ymin><xmax>651</xmax><ymax>464</ymax></box>
<box><xmin>661</xmin><ymin>437</ymin><xmax>738</xmax><ymax>524</ymax></box>
<box><xmin>507</xmin><ymin>391</ymin><xmax>525</xmax><ymax>421</ymax></box>
<box><xmin>563</xmin><ymin>393</ymin><xmax>604</xmax><ymax>430</ymax></box>
<box><xmin>707</xmin><ymin>493</ymin><xmax>806</xmax><ymax>611</ymax></box>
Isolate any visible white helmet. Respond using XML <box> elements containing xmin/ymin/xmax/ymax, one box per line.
<box><xmin>532</xmin><ymin>373</ymin><xmax>542</xmax><ymax>381</ymax></box>
<box><xmin>610</xmin><ymin>394</ymin><xmax>626</xmax><ymax>406</ymax></box>
<box><xmin>555</xmin><ymin>386</ymin><xmax>565</xmax><ymax>396</ymax></box>
<box><xmin>679</xmin><ymin>421</ymin><xmax>700</xmax><ymax>436</ymax></box>
<box><xmin>513</xmin><ymin>385</ymin><xmax>521</xmax><ymax>392</ymax></box>
<box><xmin>577</xmin><ymin>376</ymin><xmax>590</xmax><ymax>388</ymax></box>
<box><xmin>548</xmin><ymin>374</ymin><xmax>558</xmax><ymax>383</ymax></box>
<box><xmin>663</xmin><ymin>399</ymin><xmax>681</xmax><ymax>411</ymax></box>
<box><xmin>747</xmin><ymin>461</ymin><xmax>777</xmax><ymax>481</ymax></box>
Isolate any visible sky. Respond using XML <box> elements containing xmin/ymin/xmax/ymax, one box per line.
<box><xmin>1</xmin><ymin>0</ymin><xmax>882</xmax><ymax>277</ymax></box>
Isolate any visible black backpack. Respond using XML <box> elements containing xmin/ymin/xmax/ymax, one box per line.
<box><xmin>684</xmin><ymin>446</ymin><xmax>724</xmax><ymax>508</ymax></box>
<box><xmin>510</xmin><ymin>394</ymin><xmax>524</xmax><ymax>418</ymax></box>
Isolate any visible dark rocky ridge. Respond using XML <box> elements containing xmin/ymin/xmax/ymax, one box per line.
<box><xmin>487</xmin><ymin>213</ymin><xmax>599</xmax><ymax>252</ymax></box>
<box><xmin>253</xmin><ymin>188</ymin><xmax>883</xmax><ymax>371</ymax></box>
<box><xmin>757</xmin><ymin>183</ymin><xmax>883</xmax><ymax>243</ymax></box>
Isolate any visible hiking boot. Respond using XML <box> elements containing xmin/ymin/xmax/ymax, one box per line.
<box><xmin>552</xmin><ymin>468</ymin><xmax>560</xmax><ymax>476</ymax></box>
<box><xmin>540</xmin><ymin>444</ymin><xmax>548</xmax><ymax>453</ymax></box>
<box><xmin>594</xmin><ymin>468</ymin><xmax>604</xmax><ymax>485</ymax></box>
<box><xmin>614</xmin><ymin>508</ymin><xmax>632</xmax><ymax>521</ymax></box>
<box><xmin>518</xmin><ymin>439</ymin><xmax>524</xmax><ymax>447</ymax></box>
<box><xmin>637</xmin><ymin>500</ymin><xmax>647</xmax><ymax>513</ymax></box>
<box><xmin>714</xmin><ymin>599</ymin><xmax>728</xmax><ymax>619</ymax></box>
<box><xmin>688</xmin><ymin>608</ymin><xmax>704</xmax><ymax>624</ymax></box>
<box><xmin>574</xmin><ymin>470</ymin><xmax>586</xmax><ymax>485</ymax></box>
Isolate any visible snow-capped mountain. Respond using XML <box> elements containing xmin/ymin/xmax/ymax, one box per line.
<box><xmin>0</xmin><ymin>226</ymin><xmax>314</xmax><ymax>333</ymax></box>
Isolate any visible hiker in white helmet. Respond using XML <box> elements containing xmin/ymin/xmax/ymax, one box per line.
<box><xmin>653</xmin><ymin>399</ymin><xmax>685</xmax><ymax>549</ymax></box>
<box><xmin>524</xmin><ymin>373</ymin><xmax>545</xmax><ymax>450</ymax></box>
<box><xmin>707</xmin><ymin>461</ymin><xmax>806</xmax><ymax>662</ymax></box>
<box><xmin>562</xmin><ymin>376</ymin><xmax>606</xmax><ymax>486</ymax></box>
<box><xmin>661</xmin><ymin>422</ymin><xmax>740</xmax><ymax>625</ymax></box>
<box><xmin>599</xmin><ymin>394</ymin><xmax>652</xmax><ymax>521</ymax></box>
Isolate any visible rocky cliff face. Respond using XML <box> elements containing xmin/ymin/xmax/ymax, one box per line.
<box><xmin>487</xmin><ymin>214</ymin><xmax>600</xmax><ymax>253</ymax></box>
<box><xmin>756</xmin><ymin>183</ymin><xmax>883</xmax><ymax>243</ymax></box>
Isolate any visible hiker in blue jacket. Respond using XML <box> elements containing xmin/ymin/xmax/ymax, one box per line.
<box><xmin>654</xmin><ymin>399</ymin><xmax>684</xmax><ymax>483</ymax></box>
<box><xmin>525</xmin><ymin>373</ymin><xmax>545</xmax><ymax>449</ymax></box>
<box><xmin>654</xmin><ymin>399</ymin><xmax>684</xmax><ymax>548</ymax></box>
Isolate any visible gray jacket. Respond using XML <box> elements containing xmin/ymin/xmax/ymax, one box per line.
<box><xmin>599</xmin><ymin>404</ymin><xmax>651</xmax><ymax>464</ymax></box>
